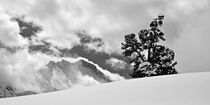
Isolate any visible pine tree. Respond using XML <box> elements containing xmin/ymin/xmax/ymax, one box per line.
<box><xmin>121</xmin><ymin>15</ymin><xmax>178</xmax><ymax>78</ymax></box>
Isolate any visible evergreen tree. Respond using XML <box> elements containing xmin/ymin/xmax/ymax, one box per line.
<box><xmin>121</xmin><ymin>15</ymin><xmax>178</xmax><ymax>78</ymax></box>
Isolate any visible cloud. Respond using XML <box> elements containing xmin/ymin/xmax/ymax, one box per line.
<box><xmin>106</xmin><ymin>58</ymin><xmax>128</xmax><ymax>70</ymax></box>
<box><xmin>37</xmin><ymin>61</ymin><xmax>102</xmax><ymax>92</ymax></box>
<box><xmin>66</xmin><ymin>45</ymin><xmax>132</xmax><ymax>78</ymax></box>
<box><xmin>0</xmin><ymin>0</ymin><xmax>174</xmax><ymax>53</ymax></box>
<box><xmin>13</xmin><ymin>16</ymin><xmax>43</xmax><ymax>39</ymax></box>
<box><xmin>0</xmin><ymin>0</ymin><xmax>210</xmax><ymax>91</ymax></box>
<box><xmin>76</xmin><ymin>31</ymin><xmax>105</xmax><ymax>52</ymax></box>
<box><xmin>173</xmin><ymin>0</ymin><xmax>208</xmax><ymax>15</ymax></box>
<box><xmin>0</xmin><ymin>18</ymin><xmax>125</xmax><ymax>93</ymax></box>
<box><xmin>0</xmin><ymin>48</ymin><xmax>49</xmax><ymax>92</ymax></box>
<box><xmin>78</xmin><ymin>57</ymin><xmax>125</xmax><ymax>81</ymax></box>
<box><xmin>0</xmin><ymin>46</ymin><xmax>125</xmax><ymax>93</ymax></box>
<box><xmin>0</xmin><ymin>10</ymin><xmax>28</xmax><ymax>47</ymax></box>
<box><xmin>0</xmin><ymin>0</ymin><xmax>163</xmax><ymax>53</ymax></box>
<box><xmin>0</xmin><ymin>0</ymin><xmax>209</xmax><ymax>53</ymax></box>
<box><xmin>0</xmin><ymin>13</ymin><xmax>127</xmax><ymax>91</ymax></box>
<box><xmin>74</xmin><ymin>72</ymin><xmax>101</xmax><ymax>87</ymax></box>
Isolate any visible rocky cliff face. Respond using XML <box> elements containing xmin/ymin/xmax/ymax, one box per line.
<box><xmin>34</xmin><ymin>58</ymin><xmax>124</xmax><ymax>93</ymax></box>
<box><xmin>0</xmin><ymin>86</ymin><xmax>16</xmax><ymax>98</ymax></box>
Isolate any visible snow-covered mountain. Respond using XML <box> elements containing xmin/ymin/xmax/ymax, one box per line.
<box><xmin>0</xmin><ymin>57</ymin><xmax>124</xmax><ymax>97</ymax></box>
<box><xmin>35</xmin><ymin>58</ymin><xmax>125</xmax><ymax>93</ymax></box>
<box><xmin>0</xmin><ymin>72</ymin><xmax>209</xmax><ymax>105</ymax></box>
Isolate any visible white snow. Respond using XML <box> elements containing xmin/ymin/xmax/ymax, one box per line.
<box><xmin>0</xmin><ymin>72</ymin><xmax>210</xmax><ymax>105</ymax></box>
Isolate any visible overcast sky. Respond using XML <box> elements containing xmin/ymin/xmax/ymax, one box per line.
<box><xmin>0</xmin><ymin>0</ymin><xmax>210</xmax><ymax>74</ymax></box>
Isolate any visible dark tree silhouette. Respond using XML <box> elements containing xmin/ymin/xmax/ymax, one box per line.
<box><xmin>121</xmin><ymin>15</ymin><xmax>178</xmax><ymax>78</ymax></box>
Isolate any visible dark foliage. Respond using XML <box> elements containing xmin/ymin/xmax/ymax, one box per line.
<box><xmin>121</xmin><ymin>15</ymin><xmax>178</xmax><ymax>78</ymax></box>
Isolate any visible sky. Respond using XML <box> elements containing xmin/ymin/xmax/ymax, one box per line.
<box><xmin>0</xmin><ymin>0</ymin><xmax>210</xmax><ymax>92</ymax></box>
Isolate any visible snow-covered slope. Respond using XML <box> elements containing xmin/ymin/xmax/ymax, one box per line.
<box><xmin>1</xmin><ymin>72</ymin><xmax>210</xmax><ymax>105</ymax></box>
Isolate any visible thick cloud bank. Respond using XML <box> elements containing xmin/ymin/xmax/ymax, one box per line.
<box><xmin>0</xmin><ymin>47</ymin><xmax>125</xmax><ymax>93</ymax></box>
<box><xmin>0</xmin><ymin>10</ymin><xmax>125</xmax><ymax>94</ymax></box>
<box><xmin>1</xmin><ymin>0</ymin><xmax>210</xmax><ymax>95</ymax></box>
<box><xmin>0</xmin><ymin>10</ymin><xmax>27</xmax><ymax>47</ymax></box>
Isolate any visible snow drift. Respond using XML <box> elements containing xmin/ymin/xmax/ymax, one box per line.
<box><xmin>0</xmin><ymin>72</ymin><xmax>209</xmax><ymax>105</ymax></box>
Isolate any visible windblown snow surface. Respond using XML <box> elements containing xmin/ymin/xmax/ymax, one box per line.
<box><xmin>0</xmin><ymin>72</ymin><xmax>210</xmax><ymax>105</ymax></box>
